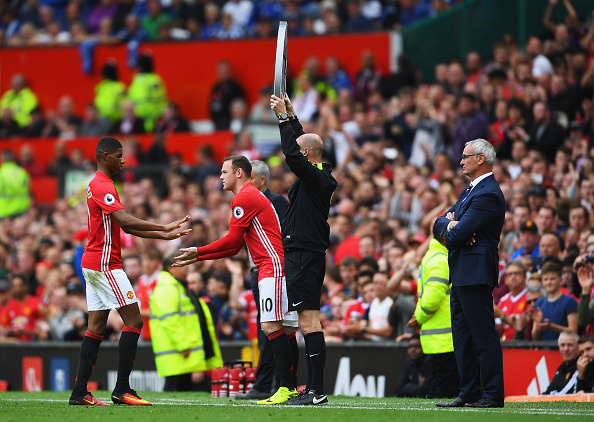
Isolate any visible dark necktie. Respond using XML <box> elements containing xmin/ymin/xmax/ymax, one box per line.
<box><xmin>462</xmin><ymin>185</ymin><xmax>473</xmax><ymax>202</ymax></box>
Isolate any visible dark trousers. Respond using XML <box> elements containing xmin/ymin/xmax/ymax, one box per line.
<box><xmin>451</xmin><ymin>284</ymin><xmax>504</xmax><ymax>402</ymax></box>
<box><xmin>250</xmin><ymin>270</ymin><xmax>279</xmax><ymax>393</ymax></box>
<box><xmin>427</xmin><ymin>352</ymin><xmax>460</xmax><ymax>399</ymax></box>
<box><xmin>164</xmin><ymin>373</ymin><xmax>211</xmax><ymax>392</ymax></box>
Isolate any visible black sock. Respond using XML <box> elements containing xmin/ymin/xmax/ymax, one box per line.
<box><xmin>304</xmin><ymin>331</ymin><xmax>326</xmax><ymax>395</ymax></box>
<box><xmin>113</xmin><ymin>327</ymin><xmax>140</xmax><ymax>393</ymax></box>
<box><xmin>304</xmin><ymin>340</ymin><xmax>312</xmax><ymax>391</ymax></box>
<box><xmin>72</xmin><ymin>331</ymin><xmax>103</xmax><ymax>396</ymax></box>
<box><xmin>288</xmin><ymin>331</ymin><xmax>299</xmax><ymax>390</ymax></box>
<box><xmin>268</xmin><ymin>328</ymin><xmax>294</xmax><ymax>390</ymax></box>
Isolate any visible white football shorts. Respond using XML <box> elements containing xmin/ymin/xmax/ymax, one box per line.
<box><xmin>258</xmin><ymin>276</ymin><xmax>298</xmax><ymax>327</ymax></box>
<box><xmin>82</xmin><ymin>268</ymin><xmax>138</xmax><ymax>311</ymax></box>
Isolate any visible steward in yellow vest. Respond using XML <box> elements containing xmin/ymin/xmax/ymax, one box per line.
<box><xmin>0</xmin><ymin>150</ymin><xmax>31</xmax><ymax>218</ymax></box>
<box><xmin>95</xmin><ymin>62</ymin><xmax>126</xmax><ymax>124</ymax></box>
<box><xmin>150</xmin><ymin>254</ymin><xmax>222</xmax><ymax>391</ymax></box>
<box><xmin>128</xmin><ymin>54</ymin><xmax>167</xmax><ymax>132</ymax></box>
<box><xmin>0</xmin><ymin>74</ymin><xmax>38</xmax><ymax>128</ymax></box>
<box><xmin>408</xmin><ymin>236</ymin><xmax>459</xmax><ymax>398</ymax></box>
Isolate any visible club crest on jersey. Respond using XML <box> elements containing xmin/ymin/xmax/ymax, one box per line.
<box><xmin>127</xmin><ymin>291</ymin><xmax>134</xmax><ymax>300</ymax></box>
<box><xmin>233</xmin><ymin>206</ymin><xmax>244</xmax><ymax>218</ymax></box>
<box><xmin>104</xmin><ymin>193</ymin><xmax>115</xmax><ymax>205</ymax></box>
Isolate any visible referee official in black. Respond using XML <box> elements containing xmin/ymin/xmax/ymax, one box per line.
<box><xmin>270</xmin><ymin>93</ymin><xmax>337</xmax><ymax>406</ymax></box>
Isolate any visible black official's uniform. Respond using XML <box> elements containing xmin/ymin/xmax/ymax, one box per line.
<box><xmin>279</xmin><ymin>118</ymin><xmax>337</xmax><ymax>311</ymax></box>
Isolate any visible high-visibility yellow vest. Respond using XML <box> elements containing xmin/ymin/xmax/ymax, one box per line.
<box><xmin>414</xmin><ymin>238</ymin><xmax>454</xmax><ymax>354</ymax></box>
<box><xmin>0</xmin><ymin>87</ymin><xmax>38</xmax><ymax>127</ymax></box>
<box><xmin>0</xmin><ymin>162</ymin><xmax>31</xmax><ymax>218</ymax></box>
<box><xmin>128</xmin><ymin>73</ymin><xmax>167</xmax><ymax>132</ymax></box>
<box><xmin>149</xmin><ymin>271</ymin><xmax>222</xmax><ymax>377</ymax></box>
<box><xmin>94</xmin><ymin>80</ymin><xmax>126</xmax><ymax>123</ymax></box>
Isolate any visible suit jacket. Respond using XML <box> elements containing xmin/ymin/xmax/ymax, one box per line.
<box><xmin>263</xmin><ymin>187</ymin><xmax>289</xmax><ymax>222</ymax></box>
<box><xmin>434</xmin><ymin>174</ymin><xmax>505</xmax><ymax>288</ymax></box>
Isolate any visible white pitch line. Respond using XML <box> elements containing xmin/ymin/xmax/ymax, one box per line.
<box><xmin>1</xmin><ymin>398</ymin><xmax>594</xmax><ymax>417</ymax></box>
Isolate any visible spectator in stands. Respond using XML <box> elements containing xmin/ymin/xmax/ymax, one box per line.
<box><xmin>449</xmin><ymin>93</ymin><xmax>489</xmax><ymax>163</ymax></box>
<box><xmin>0</xmin><ymin>149</ymin><xmax>31</xmax><ymax>219</ymax></box>
<box><xmin>325</xmin><ymin>56</ymin><xmax>353</xmax><ymax>95</ymax></box>
<box><xmin>0</xmin><ymin>274</ymin><xmax>47</xmax><ymax>341</ymax></box>
<box><xmin>0</xmin><ymin>108</ymin><xmax>20</xmax><ymax>138</ymax></box>
<box><xmin>543</xmin><ymin>330</ymin><xmax>581</xmax><ymax>395</ymax></box>
<box><xmin>398</xmin><ymin>0</ymin><xmax>431</xmax><ymax>27</ymax></box>
<box><xmin>466</xmin><ymin>51</ymin><xmax>483</xmax><ymax>84</ymax></box>
<box><xmin>395</xmin><ymin>334</ymin><xmax>431</xmax><ymax>397</ymax></box>
<box><xmin>87</xmin><ymin>0</ymin><xmax>117</xmax><ymax>34</ymax></box>
<box><xmin>116</xmin><ymin>100</ymin><xmax>146</xmax><ymax>135</ymax></box>
<box><xmin>0</xmin><ymin>74</ymin><xmax>38</xmax><ymax>128</ymax></box>
<box><xmin>200</xmin><ymin>2</ymin><xmax>223</xmax><ymax>40</ymax></box>
<box><xmin>80</xmin><ymin>103</ymin><xmax>111</xmax><ymax>136</ymax></box>
<box><xmin>539</xmin><ymin>233</ymin><xmax>562</xmax><ymax>263</ymax></box>
<box><xmin>209</xmin><ymin>60</ymin><xmax>245</xmax><ymax>130</ymax></box>
<box><xmin>444</xmin><ymin>61</ymin><xmax>465</xmax><ymax>98</ymax></box>
<box><xmin>51</xmin><ymin>95</ymin><xmax>83</xmax><ymax>138</ymax></box>
<box><xmin>154</xmin><ymin>103</ymin><xmax>190</xmax><ymax>134</ymax></box>
<box><xmin>354</xmin><ymin>50</ymin><xmax>383</xmax><ymax>104</ymax></box>
<box><xmin>128</xmin><ymin>53</ymin><xmax>168</xmax><ymax>132</ymax></box>
<box><xmin>18</xmin><ymin>144</ymin><xmax>45</xmax><ymax>177</ymax></box>
<box><xmin>136</xmin><ymin>246</ymin><xmax>162</xmax><ymax>341</ymax></box>
<box><xmin>575</xmin><ymin>255</ymin><xmax>594</xmax><ymax>333</ymax></box>
<box><xmin>117</xmin><ymin>14</ymin><xmax>148</xmax><ymax>42</ymax></box>
<box><xmin>510</xmin><ymin>220</ymin><xmax>541</xmax><ymax>272</ymax></box>
<box><xmin>532</xmin><ymin>260</ymin><xmax>578</xmax><ymax>341</ymax></box>
<box><xmin>495</xmin><ymin>260</ymin><xmax>528</xmax><ymax>341</ymax></box>
<box><xmin>343</xmin><ymin>0</ymin><xmax>374</xmax><ymax>33</ymax></box>
<box><xmin>292</xmin><ymin>74</ymin><xmax>318</xmax><ymax>122</ymax></box>
<box><xmin>142</xmin><ymin>0</ymin><xmax>172</xmax><ymax>41</ymax></box>
<box><xmin>47</xmin><ymin>282</ymin><xmax>87</xmax><ymax>341</ymax></box>
<box><xmin>222</xmin><ymin>0</ymin><xmax>253</xmax><ymax>29</ymax></box>
<box><xmin>577</xmin><ymin>334</ymin><xmax>594</xmax><ymax>393</ymax></box>
<box><xmin>528</xmin><ymin>100</ymin><xmax>567</xmax><ymax>163</ymax></box>
<box><xmin>216</xmin><ymin>12</ymin><xmax>244</xmax><ymax>40</ymax></box>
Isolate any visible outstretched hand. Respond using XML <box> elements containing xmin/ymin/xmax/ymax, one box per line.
<box><xmin>163</xmin><ymin>228</ymin><xmax>192</xmax><ymax>240</ymax></box>
<box><xmin>164</xmin><ymin>215</ymin><xmax>190</xmax><ymax>232</ymax></box>
<box><xmin>172</xmin><ymin>247</ymin><xmax>198</xmax><ymax>267</ymax></box>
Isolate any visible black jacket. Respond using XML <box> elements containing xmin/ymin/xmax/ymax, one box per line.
<box><xmin>543</xmin><ymin>358</ymin><xmax>578</xmax><ymax>395</ymax></box>
<box><xmin>280</xmin><ymin>119</ymin><xmax>337</xmax><ymax>253</ymax></box>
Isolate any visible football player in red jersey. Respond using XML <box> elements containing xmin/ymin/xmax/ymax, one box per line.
<box><xmin>69</xmin><ymin>136</ymin><xmax>190</xmax><ymax>406</ymax></box>
<box><xmin>174</xmin><ymin>155</ymin><xmax>299</xmax><ymax>405</ymax></box>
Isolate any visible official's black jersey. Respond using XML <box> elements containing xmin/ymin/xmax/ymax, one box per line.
<box><xmin>279</xmin><ymin>119</ymin><xmax>337</xmax><ymax>253</ymax></box>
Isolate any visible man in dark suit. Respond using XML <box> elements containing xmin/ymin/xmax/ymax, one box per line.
<box><xmin>433</xmin><ymin>138</ymin><xmax>506</xmax><ymax>408</ymax></box>
<box><xmin>236</xmin><ymin>160</ymin><xmax>289</xmax><ymax>400</ymax></box>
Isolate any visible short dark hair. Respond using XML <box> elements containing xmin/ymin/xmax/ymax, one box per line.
<box><xmin>541</xmin><ymin>260</ymin><xmax>562</xmax><ymax>277</ymax></box>
<box><xmin>96</xmin><ymin>136</ymin><xmax>122</xmax><ymax>161</ymax></box>
<box><xmin>578</xmin><ymin>334</ymin><xmax>594</xmax><ymax>345</ymax></box>
<box><xmin>224</xmin><ymin>155</ymin><xmax>252</xmax><ymax>177</ymax></box>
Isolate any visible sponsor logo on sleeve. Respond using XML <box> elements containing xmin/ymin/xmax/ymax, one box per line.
<box><xmin>233</xmin><ymin>206</ymin><xmax>244</xmax><ymax>218</ymax></box>
<box><xmin>104</xmin><ymin>193</ymin><xmax>115</xmax><ymax>205</ymax></box>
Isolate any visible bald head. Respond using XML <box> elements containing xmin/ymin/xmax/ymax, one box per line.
<box><xmin>297</xmin><ymin>134</ymin><xmax>324</xmax><ymax>162</ymax></box>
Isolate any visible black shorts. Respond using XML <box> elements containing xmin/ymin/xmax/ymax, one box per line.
<box><xmin>285</xmin><ymin>248</ymin><xmax>326</xmax><ymax>311</ymax></box>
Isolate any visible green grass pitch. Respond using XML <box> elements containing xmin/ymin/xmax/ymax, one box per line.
<box><xmin>1</xmin><ymin>391</ymin><xmax>594</xmax><ymax>421</ymax></box>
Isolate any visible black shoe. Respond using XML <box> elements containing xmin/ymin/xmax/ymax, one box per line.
<box><xmin>235</xmin><ymin>389</ymin><xmax>271</xmax><ymax>400</ymax></box>
<box><xmin>282</xmin><ymin>389</ymin><xmax>328</xmax><ymax>405</ymax></box>
<box><xmin>436</xmin><ymin>397</ymin><xmax>467</xmax><ymax>408</ymax></box>
<box><xmin>465</xmin><ymin>398</ymin><xmax>504</xmax><ymax>408</ymax></box>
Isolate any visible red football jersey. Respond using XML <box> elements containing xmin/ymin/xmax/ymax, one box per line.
<box><xmin>0</xmin><ymin>296</ymin><xmax>45</xmax><ymax>341</ymax></box>
<box><xmin>135</xmin><ymin>271</ymin><xmax>159</xmax><ymax>340</ymax></box>
<box><xmin>238</xmin><ymin>289</ymin><xmax>258</xmax><ymax>340</ymax></box>
<box><xmin>498</xmin><ymin>288</ymin><xmax>527</xmax><ymax>341</ymax></box>
<box><xmin>233</xmin><ymin>184</ymin><xmax>284</xmax><ymax>279</ymax></box>
<box><xmin>81</xmin><ymin>172</ymin><xmax>125</xmax><ymax>271</ymax></box>
<box><xmin>198</xmin><ymin>184</ymin><xmax>284</xmax><ymax>280</ymax></box>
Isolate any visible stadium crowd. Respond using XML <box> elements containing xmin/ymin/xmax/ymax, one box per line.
<box><xmin>1</xmin><ymin>0</ymin><xmax>594</xmax><ymax>377</ymax></box>
<box><xmin>0</xmin><ymin>0</ymin><xmax>463</xmax><ymax>47</ymax></box>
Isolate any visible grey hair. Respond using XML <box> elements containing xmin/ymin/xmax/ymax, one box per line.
<box><xmin>557</xmin><ymin>330</ymin><xmax>579</xmax><ymax>347</ymax></box>
<box><xmin>507</xmin><ymin>260</ymin><xmax>526</xmax><ymax>274</ymax></box>
<box><xmin>465</xmin><ymin>138</ymin><xmax>496</xmax><ymax>167</ymax></box>
<box><xmin>250</xmin><ymin>160</ymin><xmax>270</xmax><ymax>186</ymax></box>
<box><xmin>526</xmin><ymin>284</ymin><xmax>546</xmax><ymax>297</ymax></box>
